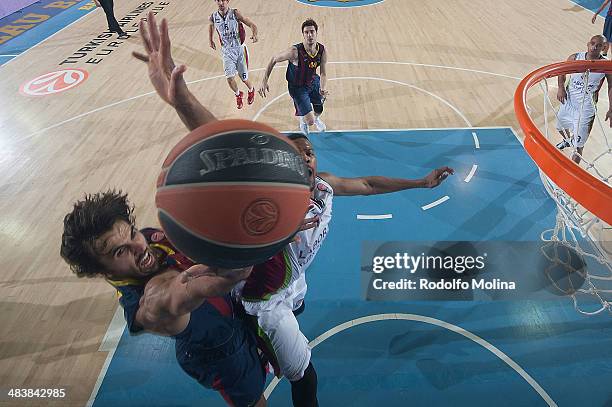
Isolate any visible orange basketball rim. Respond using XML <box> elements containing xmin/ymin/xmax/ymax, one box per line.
<box><xmin>514</xmin><ymin>60</ymin><xmax>612</xmax><ymax>225</ymax></box>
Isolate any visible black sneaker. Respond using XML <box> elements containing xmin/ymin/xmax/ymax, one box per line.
<box><xmin>556</xmin><ymin>140</ymin><xmax>570</xmax><ymax>150</ymax></box>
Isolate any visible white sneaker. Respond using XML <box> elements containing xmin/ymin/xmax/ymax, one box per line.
<box><xmin>299</xmin><ymin>117</ymin><xmax>309</xmax><ymax>135</ymax></box>
<box><xmin>314</xmin><ymin>116</ymin><xmax>326</xmax><ymax>132</ymax></box>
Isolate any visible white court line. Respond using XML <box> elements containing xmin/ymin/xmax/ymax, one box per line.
<box><xmin>464</xmin><ymin>164</ymin><xmax>478</xmax><ymax>183</ymax></box>
<box><xmin>568</xmin><ymin>0</ymin><xmax>602</xmax><ymax>15</ymax></box>
<box><xmin>281</xmin><ymin>126</ymin><xmax>514</xmax><ymax>133</ymax></box>
<box><xmin>509</xmin><ymin>127</ymin><xmax>525</xmax><ymax>146</ymax></box>
<box><xmin>264</xmin><ymin>313</ymin><xmax>558</xmax><ymax>407</ymax></box>
<box><xmin>98</xmin><ymin>305</ymin><xmax>126</xmax><ymax>352</ymax></box>
<box><xmin>20</xmin><ymin>74</ymin><xmax>224</xmax><ymax>141</ymax></box>
<box><xmin>472</xmin><ymin>132</ymin><xmax>480</xmax><ymax>149</ymax></box>
<box><xmin>15</xmin><ymin>61</ymin><xmax>521</xmax><ymax>141</ymax></box>
<box><xmin>421</xmin><ymin>195</ymin><xmax>450</xmax><ymax>210</ymax></box>
<box><xmin>356</xmin><ymin>214</ymin><xmax>393</xmax><ymax>220</ymax></box>
<box><xmin>329</xmin><ymin>61</ymin><xmax>521</xmax><ymax>80</ymax></box>
<box><xmin>87</xmin><ymin>305</ymin><xmax>125</xmax><ymax>407</ymax></box>
<box><xmin>253</xmin><ymin>76</ymin><xmax>472</xmax><ymax>127</ymax></box>
<box><xmin>253</xmin><ymin>91</ymin><xmax>289</xmax><ymax>122</ymax></box>
<box><xmin>0</xmin><ymin>54</ymin><xmax>19</xmax><ymax>57</ymax></box>
<box><xmin>292</xmin><ymin>0</ymin><xmax>386</xmax><ymax>9</ymax></box>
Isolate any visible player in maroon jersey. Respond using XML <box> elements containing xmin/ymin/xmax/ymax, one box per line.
<box><xmin>259</xmin><ymin>19</ymin><xmax>328</xmax><ymax>135</ymax></box>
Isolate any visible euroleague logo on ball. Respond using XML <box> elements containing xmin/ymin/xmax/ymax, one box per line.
<box><xmin>20</xmin><ymin>69</ymin><xmax>89</xmax><ymax>97</ymax></box>
<box><xmin>242</xmin><ymin>199</ymin><xmax>279</xmax><ymax>235</ymax></box>
<box><xmin>250</xmin><ymin>134</ymin><xmax>270</xmax><ymax>145</ymax></box>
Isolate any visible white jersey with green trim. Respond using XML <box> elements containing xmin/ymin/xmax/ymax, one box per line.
<box><xmin>287</xmin><ymin>176</ymin><xmax>334</xmax><ymax>273</ymax></box>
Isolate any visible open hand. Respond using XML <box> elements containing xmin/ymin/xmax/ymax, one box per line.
<box><xmin>258</xmin><ymin>82</ymin><xmax>270</xmax><ymax>98</ymax></box>
<box><xmin>132</xmin><ymin>12</ymin><xmax>190</xmax><ymax>107</ymax></box>
<box><xmin>423</xmin><ymin>167</ymin><xmax>454</xmax><ymax>188</ymax></box>
<box><xmin>557</xmin><ymin>87</ymin><xmax>567</xmax><ymax>104</ymax></box>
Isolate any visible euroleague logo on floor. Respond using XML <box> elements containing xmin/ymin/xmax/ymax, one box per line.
<box><xmin>294</xmin><ymin>0</ymin><xmax>384</xmax><ymax>7</ymax></box>
<box><xmin>19</xmin><ymin>69</ymin><xmax>89</xmax><ymax>96</ymax></box>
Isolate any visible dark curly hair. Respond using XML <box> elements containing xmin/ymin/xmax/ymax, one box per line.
<box><xmin>60</xmin><ymin>190</ymin><xmax>134</xmax><ymax>278</ymax></box>
<box><xmin>301</xmin><ymin>18</ymin><xmax>318</xmax><ymax>33</ymax></box>
<box><xmin>287</xmin><ymin>132</ymin><xmax>311</xmax><ymax>142</ymax></box>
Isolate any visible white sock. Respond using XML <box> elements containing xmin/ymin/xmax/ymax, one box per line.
<box><xmin>235</xmin><ymin>90</ymin><xmax>241</xmax><ymax>96</ymax></box>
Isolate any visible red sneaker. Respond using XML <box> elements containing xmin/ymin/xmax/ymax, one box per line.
<box><xmin>247</xmin><ymin>88</ymin><xmax>255</xmax><ymax>105</ymax></box>
<box><xmin>236</xmin><ymin>91</ymin><xmax>244</xmax><ymax>109</ymax></box>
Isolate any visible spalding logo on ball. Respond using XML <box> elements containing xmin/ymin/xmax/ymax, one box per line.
<box><xmin>156</xmin><ymin>119</ymin><xmax>311</xmax><ymax>268</ymax></box>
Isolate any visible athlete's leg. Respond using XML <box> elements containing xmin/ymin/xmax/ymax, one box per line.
<box><xmin>237</xmin><ymin>45</ymin><xmax>255</xmax><ymax>104</ymax></box>
<box><xmin>242</xmin><ymin>78</ymin><xmax>255</xmax><ymax>104</ymax></box>
<box><xmin>289</xmin><ymin>85</ymin><xmax>314</xmax><ymax>133</ymax></box>
<box><xmin>290</xmin><ymin>362</ymin><xmax>318</xmax><ymax>407</ymax></box>
<box><xmin>303</xmin><ymin>111</ymin><xmax>316</xmax><ymax>126</ymax></box>
<box><xmin>223</xmin><ymin>48</ymin><xmax>244</xmax><ymax>108</ymax></box>
<box><xmin>254</xmin><ymin>304</ymin><xmax>311</xmax><ymax>381</ymax></box>
<box><xmin>571</xmin><ymin>118</ymin><xmax>594</xmax><ymax>164</ymax></box>
<box><xmin>253</xmin><ymin>304</ymin><xmax>317</xmax><ymax>407</ymax></box>
<box><xmin>176</xmin><ymin>326</ymin><xmax>267</xmax><ymax>407</ymax></box>
<box><xmin>556</xmin><ymin>101</ymin><xmax>574</xmax><ymax>149</ymax></box>
<box><xmin>227</xmin><ymin>76</ymin><xmax>244</xmax><ymax>109</ymax></box>
<box><xmin>572</xmin><ymin>147</ymin><xmax>584</xmax><ymax>164</ymax></box>
<box><xmin>227</xmin><ymin>76</ymin><xmax>239</xmax><ymax>93</ymax></box>
<box><xmin>570</xmin><ymin>115</ymin><xmax>594</xmax><ymax>164</ymax></box>
<box><xmin>556</xmin><ymin>129</ymin><xmax>571</xmax><ymax>149</ymax></box>
<box><xmin>603</xmin><ymin>16</ymin><xmax>612</xmax><ymax>57</ymax></box>
<box><xmin>309</xmin><ymin>75</ymin><xmax>325</xmax><ymax>131</ymax></box>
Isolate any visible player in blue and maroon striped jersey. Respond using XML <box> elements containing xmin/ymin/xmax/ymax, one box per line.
<box><xmin>259</xmin><ymin>19</ymin><xmax>329</xmax><ymax>135</ymax></box>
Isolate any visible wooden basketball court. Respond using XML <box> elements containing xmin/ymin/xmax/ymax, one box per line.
<box><xmin>0</xmin><ymin>0</ymin><xmax>610</xmax><ymax>405</ymax></box>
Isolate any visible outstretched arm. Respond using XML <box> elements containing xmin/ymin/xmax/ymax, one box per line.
<box><xmin>259</xmin><ymin>46</ymin><xmax>297</xmax><ymax>97</ymax></box>
<box><xmin>593</xmin><ymin>0</ymin><xmax>611</xmax><ymax>23</ymax></box>
<box><xmin>319</xmin><ymin>167</ymin><xmax>454</xmax><ymax>196</ymax></box>
<box><xmin>134</xmin><ymin>265</ymin><xmax>252</xmax><ymax>335</ymax></box>
<box><xmin>133</xmin><ymin>12</ymin><xmax>216</xmax><ymax>131</ymax></box>
<box><xmin>235</xmin><ymin>9</ymin><xmax>258</xmax><ymax>42</ymax></box>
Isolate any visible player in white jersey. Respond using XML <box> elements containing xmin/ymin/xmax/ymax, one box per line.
<box><xmin>556</xmin><ymin>35</ymin><xmax>612</xmax><ymax>164</ymax></box>
<box><xmin>209</xmin><ymin>0</ymin><xmax>258</xmax><ymax>109</ymax></box>
<box><xmin>237</xmin><ymin>133</ymin><xmax>453</xmax><ymax>405</ymax></box>
<box><xmin>285</xmin><ymin>133</ymin><xmax>453</xmax><ymax>312</ymax></box>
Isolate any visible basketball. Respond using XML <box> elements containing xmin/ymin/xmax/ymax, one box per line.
<box><xmin>155</xmin><ymin>119</ymin><xmax>311</xmax><ymax>268</ymax></box>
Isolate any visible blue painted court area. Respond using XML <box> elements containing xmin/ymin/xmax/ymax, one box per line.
<box><xmin>570</xmin><ymin>0</ymin><xmax>610</xmax><ymax>15</ymax></box>
<box><xmin>0</xmin><ymin>0</ymin><xmax>95</xmax><ymax>65</ymax></box>
<box><xmin>293</xmin><ymin>0</ymin><xmax>385</xmax><ymax>8</ymax></box>
<box><xmin>92</xmin><ymin>128</ymin><xmax>612</xmax><ymax>407</ymax></box>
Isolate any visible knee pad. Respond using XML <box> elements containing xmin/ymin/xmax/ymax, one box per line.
<box><xmin>313</xmin><ymin>104</ymin><xmax>323</xmax><ymax>115</ymax></box>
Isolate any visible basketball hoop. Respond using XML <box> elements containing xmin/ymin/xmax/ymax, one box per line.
<box><xmin>514</xmin><ymin>60</ymin><xmax>612</xmax><ymax>315</ymax></box>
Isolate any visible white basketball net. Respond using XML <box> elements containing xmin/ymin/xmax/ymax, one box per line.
<box><xmin>526</xmin><ymin>69</ymin><xmax>611</xmax><ymax>315</ymax></box>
